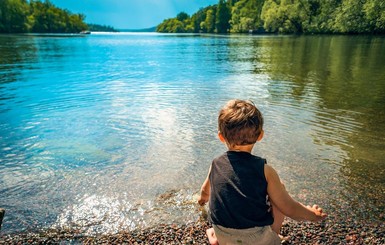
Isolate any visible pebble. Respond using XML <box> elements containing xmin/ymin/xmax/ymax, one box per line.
<box><xmin>1</xmin><ymin>218</ymin><xmax>384</xmax><ymax>244</ymax></box>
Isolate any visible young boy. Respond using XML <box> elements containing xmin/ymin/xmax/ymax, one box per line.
<box><xmin>198</xmin><ymin>99</ymin><xmax>327</xmax><ymax>245</ymax></box>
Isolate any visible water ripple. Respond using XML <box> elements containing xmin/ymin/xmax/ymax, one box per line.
<box><xmin>1</xmin><ymin>33</ymin><xmax>384</xmax><ymax>234</ymax></box>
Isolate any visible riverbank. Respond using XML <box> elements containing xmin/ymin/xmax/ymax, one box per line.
<box><xmin>1</xmin><ymin>217</ymin><xmax>384</xmax><ymax>244</ymax></box>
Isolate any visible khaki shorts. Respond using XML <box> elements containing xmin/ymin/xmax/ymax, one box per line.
<box><xmin>213</xmin><ymin>224</ymin><xmax>281</xmax><ymax>245</ymax></box>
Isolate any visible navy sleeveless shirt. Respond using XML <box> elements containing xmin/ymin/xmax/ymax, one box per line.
<box><xmin>209</xmin><ymin>151</ymin><xmax>274</xmax><ymax>229</ymax></box>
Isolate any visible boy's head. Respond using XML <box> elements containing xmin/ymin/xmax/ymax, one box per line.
<box><xmin>218</xmin><ymin>99</ymin><xmax>264</xmax><ymax>146</ymax></box>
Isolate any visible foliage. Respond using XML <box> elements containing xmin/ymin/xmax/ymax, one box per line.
<box><xmin>177</xmin><ymin>12</ymin><xmax>190</xmax><ymax>22</ymax></box>
<box><xmin>261</xmin><ymin>0</ymin><xmax>311</xmax><ymax>33</ymax></box>
<box><xmin>156</xmin><ymin>0</ymin><xmax>385</xmax><ymax>34</ymax></box>
<box><xmin>363</xmin><ymin>0</ymin><xmax>385</xmax><ymax>33</ymax></box>
<box><xmin>0</xmin><ymin>0</ymin><xmax>88</xmax><ymax>33</ymax></box>
<box><xmin>157</xmin><ymin>6</ymin><xmax>217</xmax><ymax>33</ymax></box>
<box><xmin>87</xmin><ymin>23</ymin><xmax>118</xmax><ymax>32</ymax></box>
<box><xmin>0</xmin><ymin>0</ymin><xmax>29</xmax><ymax>33</ymax></box>
<box><xmin>157</xmin><ymin>18</ymin><xmax>185</xmax><ymax>33</ymax></box>
<box><xmin>330</xmin><ymin>0</ymin><xmax>385</xmax><ymax>34</ymax></box>
<box><xmin>332</xmin><ymin>0</ymin><xmax>367</xmax><ymax>33</ymax></box>
<box><xmin>216</xmin><ymin>0</ymin><xmax>231</xmax><ymax>33</ymax></box>
<box><xmin>203</xmin><ymin>8</ymin><xmax>216</xmax><ymax>33</ymax></box>
<box><xmin>305</xmin><ymin>0</ymin><xmax>338</xmax><ymax>33</ymax></box>
<box><xmin>230</xmin><ymin>0</ymin><xmax>265</xmax><ymax>33</ymax></box>
<box><xmin>190</xmin><ymin>8</ymin><xmax>208</xmax><ymax>33</ymax></box>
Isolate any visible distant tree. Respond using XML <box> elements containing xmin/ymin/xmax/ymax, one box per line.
<box><xmin>0</xmin><ymin>0</ymin><xmax>88</xmax><ymax>33</ymax></box>
<box><xmin>228</xmin><ymin>0</ymin><xmax>241</xmax><ymax>6</ymax></box>
<box><xmin>87</xmin><ymin>23</ymin><xmax>118</xmax><ymax>32</ymax></box>
<box><xmin>177</xmin><ymin>12</ymin><xmax>189</xmax><ymax>22</ymax></box>
<box><xmin>191</xmin><ymin>8</ymin><xmax>207</xmax><ymax>32</ymax></box>
<box><xmin>157</xmin><ymin>18</ymin><xmax>186</xmax><ymax>33</ymax></box>
<box><xmin>156</xmin><ymin>0</ymin><xmax>385</xmax><ymax>34</ymax></box>
<box><xmin>261</xmin><ymin>0</ymin><xmax>310</xmax><ymax>33</ymax></box>
<box><xmin>68</xmin><ymin>13</ymin><xmax>87</xmax><ymax>32</ymax></box>
<box><xmin>332</xmin><ymin>0</ymin><xmax>367</xmax><ymax>33</ymax></box>
<box><xmin>216</xmin><ymin>0</ymin><xmax>231</xmax><ymax>33</ymax></box>
<box><xmin>327</xmin><ymin>0</ymin><xmax>385</xmax><ymax>34</ymax></box>
<box><xmin>157</xmin><ymin>12</ymin><xmax>195</xmax><ymax>33</ymax></box>
<box><xmin>230</xmin><ymin>0</ymin><xmax>265</xmax><ymax>33</ymax></box>
<box><xmin>157</xmin><ymin>18</ymin><xmax>172</xmax><ymax>32</ymax></box>
<box><xmin>305</xmin><ymin>0</ymin><xmax>339</xmax><ymax>33</ymax></box>
<box><xmin>203</xmin><ymin>8</ymin><xmax>216</xmax><ymax>33</ymax></box>
<box><xmin>183</xmin><ymin>18</ymin><xmax>194</xmax><ymax>33</ymax></box>
<box><xmin>363</xmin><ymin>0</ymin><xmax>385</xmax><ymax>33</ymax></box>
<box><xmin>0</xmin><ymin>0</ymin><xmax>29</xmax><ymax>33</ymax></box>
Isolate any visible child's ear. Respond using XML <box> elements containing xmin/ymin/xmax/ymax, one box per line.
<box><xmin>218</xmin><ymin>132</ymin><xmax>226</xmax><ymax>142</ymax></box>
<box><xmin>257</xmin><ymin>130</ymin><xmax>264</xmax><ymax>142</ymax></box>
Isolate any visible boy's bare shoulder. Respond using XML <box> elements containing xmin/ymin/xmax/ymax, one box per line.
<box><xmin>264</xmin><ymin>163</ymin><xmax>274</xmax><ymax>173</ymax></box>
<box><xmin>263</xmin><ymin>164</ymin><xmax>279</xmax><ymax>181</ymax></box>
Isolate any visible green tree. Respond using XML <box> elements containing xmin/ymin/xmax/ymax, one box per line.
<box><xmin>0</xmin><ymin>0</ymin><xmax>29</xmax><ymax>33</ymax></box>
<box><xmin>28</xmin><ymin>0</ymin><xmax>87</xmax><ymax>33</ymax></box>
<box><xmin>228</xmin><ymin>0</ymin><xmax>241</xmax><ymax>6</ymax></box>
<box><xmin>203</xmin><ymin>8</ymin><xmax>216</xmax><ymax>33</ymax></box>
<box><xmin>216</xmin><ymin>0</ymin><xmax>231</xmax><ymax>33</ymax></box>
<box><xmin>177</xmin><ymin>12</ymin><xmax>189</xmax><ymax>22</ymax></box>
<box><xmin>68</xmin><ymin>13</ymin><xmax>87</xmax><ymax>32</ymax></box>
<box><xmin>230</xmin><ymin>0</ymin><xmax>265</xmax><ymax>33</ymax></box>
<box><xmin>261</xmin><ymin>0</ymin><xmax>310</xmax><ymax>33</ymax></box>
<box><xmin>363</xmin><ymin>0</ymin><xmax>385</xmax><ymax>33</ymax></box>
<box><xmin>0</xmin><ymin>0</ymin><xmax>93</xmax><ymax>34</ymax></box>
<box><xmin>191</xmin><ymin>7</ymin><xmax>208</xmax><ymax>32</ymax></box>
<box><xmin>156</xmin><ymin>18</ymin><xmax>186</xmax><ymax>33</ymax></box>
<box><xmin>156</xmin><ymin>0</ymin><xmax>385</xmax><ymax>34</ymax></box>
<box><xmin>87</xmin><ymin>23</ymin><xmax>118</xmax><ymax>32</ymax></box>
<box><xmin>332</xmin><ymin>0</ymin><xmax>366</xmax><ymax>33</ymax></box>
<box><xmin>157</xmin><ymin>12</ymin><xmax>194</xmax><ymax>33</ymax></box>
<box><xmin>306</xmin><ymin>0</ymin><xmax>339</xmax><ymax>33</ymax></box>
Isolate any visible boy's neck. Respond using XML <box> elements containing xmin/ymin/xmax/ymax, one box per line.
<box><xmin>227</xmin><ymin>143</ymin><xmax>254</xmax><ymax>153</ymax></box>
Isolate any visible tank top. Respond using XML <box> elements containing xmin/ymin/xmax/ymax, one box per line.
<box><xmin>209</xmin><ymin>151</ymin><xmax>274</xmax><ymax>229</ymax></box>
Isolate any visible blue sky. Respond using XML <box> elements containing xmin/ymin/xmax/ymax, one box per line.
<box><xmin>50</xmin><ymin>0</ymin><xmax>218</xmax><ymax>29</ymax></box>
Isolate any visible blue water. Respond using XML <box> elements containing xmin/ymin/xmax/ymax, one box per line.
<box><xmin>0</xmin><ymin>33</ymin><xmax>384</xmax><ymax>234</ymax></box>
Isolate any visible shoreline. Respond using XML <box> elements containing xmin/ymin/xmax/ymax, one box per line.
<box><xmin>1</xmin><ymin>218</ymin><xmax>384</xmax><ymax>244</ymax></box>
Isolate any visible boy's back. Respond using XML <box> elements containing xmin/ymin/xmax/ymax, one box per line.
<box><xmin>198</xmin><ymin>99</ymin><xmax>326</xmax><ymax>245</ymax></box>
<box><xmin>209</xmin><ymin>151</ymin><xmax>273</xmax><ymax>229</ymax></box>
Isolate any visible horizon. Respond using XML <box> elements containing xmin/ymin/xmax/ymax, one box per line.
<box><xmin>50</xmin><ymin>0</ymin><xmax>218</xmax><ymax>30</ymax></box>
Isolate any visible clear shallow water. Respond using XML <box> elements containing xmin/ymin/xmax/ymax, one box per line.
<box><xmin>0</xmin><ymin>33</ymin><xmax>384</xmax><ymax>234</ymax></box>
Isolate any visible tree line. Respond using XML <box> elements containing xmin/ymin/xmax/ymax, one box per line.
<box><xmin>87</xmin><ymin>24</ymin><xmax>117</xmax><ymax>32</ymax></box>
<box><xmin>157</xmin><ymin>0</ymin><xmax>385</xmax><ymax>34</ymax></box>
<box><xmin>0</xmin><ymin>0</ymin><xmax>87</xmax><ymax>33</ymax></box>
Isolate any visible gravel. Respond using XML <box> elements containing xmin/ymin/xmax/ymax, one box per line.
<box><xmin>1</xmin><ymin>217</ymin><xmax>384</xmax><ymax>244</ymax></box>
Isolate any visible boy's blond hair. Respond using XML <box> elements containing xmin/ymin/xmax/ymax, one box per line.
<box><xmin>218</xmin><ymin>99</ymin><xmax>264</xmax><ymax>146</ymax></box>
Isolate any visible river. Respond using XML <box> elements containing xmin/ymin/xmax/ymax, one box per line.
<box><xmin>0</xmin><ymin>33</ymin><xmax>384</xmax><ymax>234</ymax></box>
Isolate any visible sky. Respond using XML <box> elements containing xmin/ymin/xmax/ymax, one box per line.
<box><xmin>50</xmin><ymin>0</ymin><xmax>219</xmax><ymax>30</ymax></box>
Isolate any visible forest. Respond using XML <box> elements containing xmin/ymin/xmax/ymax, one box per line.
<box><xmin>157</xmin><ymin>0</ymin><xmax>385</xmax><ymax>34</ymax></box>
<box><xmin>1</xmin><ymin>0</ymin><xmax>384</xmax><ymax>34</ymax></box>
<box><xmin>0</xmin><ymin>0</ymin><xmax>87</xmax><ymax>33</ymax></box>
<box><xmin>87</xmin><ymin>24</ymin><xmax>117</xmax><ymax>32</ymax></box>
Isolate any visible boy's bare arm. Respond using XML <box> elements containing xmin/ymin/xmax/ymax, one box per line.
<box><xmin>198</xmin><ymin>166</ymin><xmax>211</xmax><ymax>206</ymax></box>
<box><xmin>265</xmin><ymin>165</ymin><xmax>327</xmax><ymax>222</ymax></box>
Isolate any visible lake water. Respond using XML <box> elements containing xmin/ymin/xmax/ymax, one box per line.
<box><xmin>0</xmin><ymin>33</ymin><xmax>384</xmax><ymax>235</ymax></box>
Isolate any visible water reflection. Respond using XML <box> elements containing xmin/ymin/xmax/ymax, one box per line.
<box><xmin>54</xmin><ymin>189</ymin><xmax>201</xmax><ymax>235</ymax></box>
<box><xmin>0</xmin><ymin>35</ymin><xmax>38</xmax><ymax>112</ymax></box>
<box><xmin>248</xmin><ymin>35</ymin><xmax>385</xmax><ymax>219</ymax></box>
<box><xmin>0</xmin><ymin>34</ymin><xmax>384</xmax><ymax>234</ymax></box>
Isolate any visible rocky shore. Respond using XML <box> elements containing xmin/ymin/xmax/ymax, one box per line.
<box><xmin>1</xmin><ymin>217</ymin><xmax>384</xmax><ymax>244</ymax></box>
